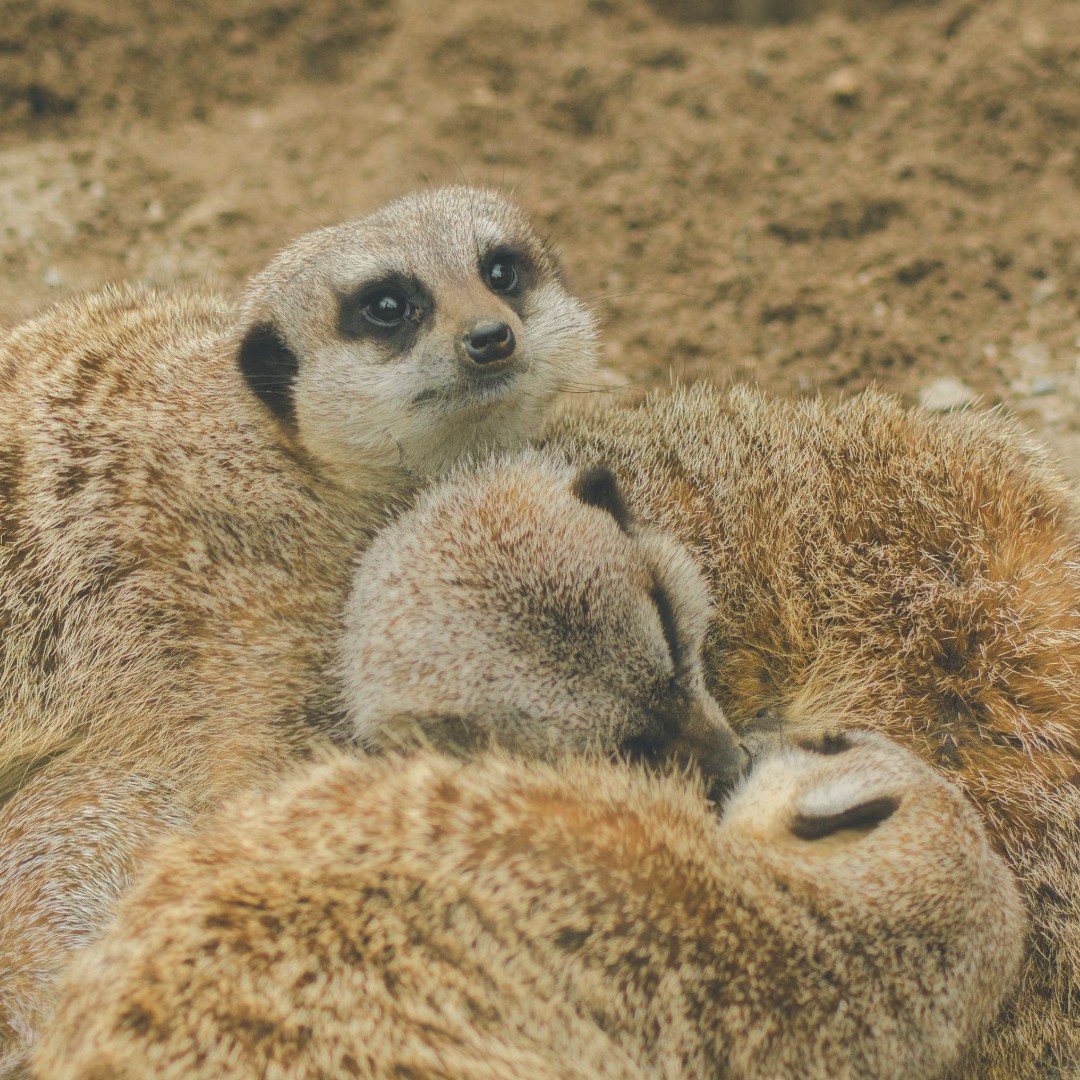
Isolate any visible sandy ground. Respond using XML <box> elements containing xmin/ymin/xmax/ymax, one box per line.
<box><xmin>2</xmin><ymin>0</ymin><xmax>1079</xmax><ymax>475</ymax></box>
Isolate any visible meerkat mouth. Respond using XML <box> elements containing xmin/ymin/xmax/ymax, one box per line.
<box><xmin>412</xmin><ymin>370</ymin><xmax>520</xmax><ymax>411</ymax></box>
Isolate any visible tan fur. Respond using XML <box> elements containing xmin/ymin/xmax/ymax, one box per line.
<box><xmin>0</xmin><ymin>187</ymin><xmax>595</xmax><ymax>1066</ymax></box>
<box><xmin>31</xmin><ymin>734</ymin><xmax>1024</xmax><ymax>1080</ymax></box>
<box><xmin>538</xmin><ymin>383</ymin><xmax>1080</xmax><ymax>1078</ymax></box>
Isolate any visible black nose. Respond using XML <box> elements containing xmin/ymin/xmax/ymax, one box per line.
<box><xmin>463</xmin><ymin>321</ymin><xmax>515</xmax><ymax>364</ymax></box>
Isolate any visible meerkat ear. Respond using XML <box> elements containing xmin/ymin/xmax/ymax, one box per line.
<box><xmin>237</xmin><ymin>321</ymin><xmax>299</xmax><ymax>424</ymax></box>
<box><xmin>791</xmin><ymin>790</ymin><xmax>900</xmax><ymax>841</ymax></box>
<box><xmin>572</xmin><ymin>466</ymin><xmax>632</xmax><ymax>534</ymax></box>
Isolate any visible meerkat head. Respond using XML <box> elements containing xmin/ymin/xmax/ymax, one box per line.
<box><xmin>236</xmin><ymin>187</ymin><xmax>597</xmax><ymax>493</ymax></box>
<box><xmin>720</xmin><ymin>728</ymin><xmax>1026</xmax><ymax>911</ymax></box>
<box><xmin>721</xmin><ymin>731</ymin><xmax>914</xmax><ymax>849</ymax></box>
<box><xmin>339</xmin><ymin>451</ymin><xmax>749</xmax><ymax>797</ymax></box>
<box><xmin>717</xmin><ymin>729</ymin><xmax>1027</xmax><ymax>1071</ymax></box>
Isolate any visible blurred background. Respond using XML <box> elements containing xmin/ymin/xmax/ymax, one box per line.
<box><xmin>2</xmin><ymin>0</ymin><xmax>1078</xmax><ymax>474</ymax></box>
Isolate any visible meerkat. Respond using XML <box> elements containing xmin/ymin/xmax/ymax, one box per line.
<box><xmin>528</xmin><ymin>382</ymin><xmax>1080</xmax><ymax>1079</ymax></box>
<box><xmin>0</xmin><ymin>186</ymin><xmax>596</xmax><ymax>1067</ymax></box>
<box><xmin>30</xmin><ymin>732</ymin><xmax>1024</xmax><ymax>1080</ymax></box>
<box><xmin>339</xmin><ymin>451</ymin><xmax>747</xmax><ymax>792</ymax></box>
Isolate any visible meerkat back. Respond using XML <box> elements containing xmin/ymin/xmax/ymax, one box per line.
<box><xmin>31</xmin><ymin>734</ymin><xmax>1023</xmax><ymax>1080</ymax></box>
<box><xmin>544</xmin><ymin>383</ymin><xmax>1078</xmax><ymax>1078</ymax></box>
<box><xmin>0</xmin><ymin>188</ymin><xmax>596</xmax><ymax>1070</ymax></box>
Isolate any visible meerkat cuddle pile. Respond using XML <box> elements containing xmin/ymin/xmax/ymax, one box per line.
<box><xmin>0</xmin><ymin>186</ymin><xmax>1071</xmax><ymax>1078</ymax></box>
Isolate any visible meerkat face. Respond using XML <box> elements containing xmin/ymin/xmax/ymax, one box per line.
<box><xmin>236</xmin><ymin>188</ymin><xmax>597</xmax><ymax>492</ymax></box>
<box><xmin>339</xmin><ymin>451</ymin><xmax>748</xmax><ymax>797</ymax></box>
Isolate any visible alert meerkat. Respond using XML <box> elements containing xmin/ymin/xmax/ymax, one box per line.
<box><xmin>536</xmin><ymin>382</ymin><xmax>1080</xmax><ymax>1079</ymax></box>
<box><xmin>0</xmin><ymin>187</ymin><xmax>596</xmax><ymax>1066</ymax></box>
<box><xmin>31</xmin><ymin>733</ymin><xmax>1024</xmax><ymax>1080</ymax></box>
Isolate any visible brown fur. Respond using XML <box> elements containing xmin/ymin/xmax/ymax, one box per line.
<box><xmin>0</xmin><ymin>187</ymin><xmax>595</xmax><ymax>1066</ymax></box>
<box><xmin>32</xmin><ymin>734</ymin><xmax>1024</xmax><ymax>1080</ymax></box>
<box><xmin>541</xmin><ymin>382</ymin><xmax>1080</xmax><ymax>1078</ymax></box>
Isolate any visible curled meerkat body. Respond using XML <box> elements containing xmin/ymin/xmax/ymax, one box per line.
<box><xmin>0</xmin><ymin>187</ymin><xmax>595</xmax><ymax>1065</ymax></box>
<box><xmin>538</xmin><ymin>382</ymin><xmax>1080</xmax><ymax>1078</ymax></box>
<box><xmin>31</xmin><ymin>734</ymin><xmax>1024</xmax><ymax>1080</ymax></box>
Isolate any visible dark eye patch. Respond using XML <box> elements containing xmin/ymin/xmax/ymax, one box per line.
<box><xmin>797</xmin><ymin>733</ymin><xmax>853</xmax><ymax>756</ymax></box>
<box><xmin>651</xmin><ymin>583</ymin><xmax>682</xmax><ymax>670</ymax></box>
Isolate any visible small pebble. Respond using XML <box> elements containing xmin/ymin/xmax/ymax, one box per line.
<box><xmin>1031</xmin><ymin>278</ymin><xmax>1056</xmax><ymax>305</ymax></box>
<box><xmin>825</xmin><ymin>67</ymin><xmax>860</xmax><ymax>104</ymax></box>
<box><xmin>1013</xmin><ymin>342</ymin><xmax>1049</xmax><ymax>369</ymax></box>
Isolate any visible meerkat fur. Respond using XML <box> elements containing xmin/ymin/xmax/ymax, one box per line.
<box><xmin>541</xmin><ymin>381</ymin><xmax>1080</xmax><ymax>1078</ymax></box>
<box><xmin>340</xmin><ymin>450</ymin><xmax>748</xmax><ymax>792</ymax></box>
<box><xmin>31</xmin><ymin>732</ymin><xmax>1024</xmax><ymax>1080</ymax></box>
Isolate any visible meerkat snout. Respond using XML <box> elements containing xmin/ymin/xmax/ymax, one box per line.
<box><xmin>236</xmin><ymin>188</ymin><xmax>597</xmax><ymax>492</ymax></box>
<box><xmin>339</xmin><ymin>452</ymin><xmax>747</xmax><ymax>792</ymax></box>
<box><xmin>462</xmin><ymin>319</ymin><xmax>515</xmax><ymax>365</ymax></box>
<box><xmin>620</xmin><ymin>689</ymin><xmax>751</xmax><ymax>799</ymax></box>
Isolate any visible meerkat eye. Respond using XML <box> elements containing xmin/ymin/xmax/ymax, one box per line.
<box><xmin>485</xmin><ymin>253</ymin><xmax>520</xmax><ymax>294</ymax></box>
<box><xmin>363</xmin><ymin>288</ymin><xmax>413</xmax><ymax>327</ymax></box>
<box><xmin>340</xmin><ymin>285</ymin><xmax>417</xmax><ymax>337</ymax></box>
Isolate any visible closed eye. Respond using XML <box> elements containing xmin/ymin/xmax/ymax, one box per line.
<box><xmin>651</xmin><ymin>583</ymin><xmax>682</xmax><ymax>671</ymax></box>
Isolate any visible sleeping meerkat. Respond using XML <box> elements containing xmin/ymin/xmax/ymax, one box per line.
<box><xmin>0</xmin><ymin>187</ymin><xmax>596</xmax><ymax>1067</ymax></box>
<box><xmin>0</xmin><ymin>450</ymin><xmax>748</xmax><ymax>1068</ymax></box>
<box><xmin>539</xmin><ymin>382</ymin><xmax>1080</xmax><ymax>1079</ymax></box>
<box><xmin>30</xmin><ymin>733</ymin><xmax>1024</xmax><ymax>1080</ymax></box>
<box><xmin>339</xmin><ymin>451</ymin><xmax>747</xmax><ymax>792</ymax></box>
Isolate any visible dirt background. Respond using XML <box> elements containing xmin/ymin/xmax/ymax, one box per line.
<box><xmin>2</xmin><ymin>0</ymin><xmax>1079</xmax><ymax>475</ymax></box>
